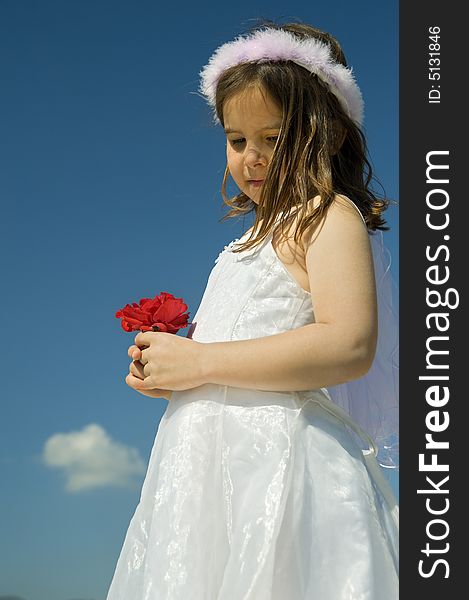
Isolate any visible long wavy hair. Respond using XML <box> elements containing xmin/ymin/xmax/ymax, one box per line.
<box><xmin>213</xmin><ymin>20</ymin><xmax>392</xmax><ymax>253</ymax></box>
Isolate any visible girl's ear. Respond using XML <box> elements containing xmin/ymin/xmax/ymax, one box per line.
<box><xmin>331</xmin><ymin>121</ymin><xmax>347</xmax><ymax>155</ymax></box>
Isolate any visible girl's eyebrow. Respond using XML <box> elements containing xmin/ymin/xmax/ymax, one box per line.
<box><xmin>224</xmin><ymin>123</ymin><xmax>281</xmax><ymax>134</ymax></box>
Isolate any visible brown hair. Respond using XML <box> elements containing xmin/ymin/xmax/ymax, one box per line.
<box><xmin>213</xmin><ymin>19</ymin><xmax>392</xmax><ymax>253</ymax></box>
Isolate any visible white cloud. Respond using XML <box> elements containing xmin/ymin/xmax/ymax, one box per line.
<box><xmin>42</xmin><ymin>423</ymin><xmax>146</xmax><ymax>493</ymax></box>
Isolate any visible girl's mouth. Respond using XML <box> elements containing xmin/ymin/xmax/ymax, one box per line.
<box><xmin>248</xmin><ymin>180</ymin><xmax>264</xmax><ymax>188</ymax></box>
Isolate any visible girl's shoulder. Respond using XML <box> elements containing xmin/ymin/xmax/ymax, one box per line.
<box><xmin>241</xmin><ymin>195</ymin><xmax>369</xmax><ymax>295</ymax></box>
<box><xmin>304</xmin><ymin>193</ymin><xmax>366</xmax><ymax>225</ymax></box>
<box><xmin>287</xmin><ymin>195</ymin><xmax>369</xmax><ymax>289</ymax></box>
<box><xmin>270</xmin><ymin>194</ymin><xmax>367</xmax><ymax>294</ymax></box>
<box><xmin>329</xmin><ymin>194</ymin><xmax>367</xmax><ymax>228</ymax></box>
<box><xmin>298</xmin><ymin>193</ymin><xmax>368</xmax><ymax>251</ymax></box>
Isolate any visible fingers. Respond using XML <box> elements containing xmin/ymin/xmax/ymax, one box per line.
<box><xmin>128</xmin><ymin>345</ymin><xmax>142</xmax><ymax>360</ymax></box>
<box><xmin>134</xmin><ymin>331</ymin><xmax>152</xmax><ymax>348</ymax></box>
<box><xmin>130</xmin><ymin>360</ymin><xmax>145</xmax><ymax>380</ymax></box>
<box><xmin>125</xmin><ymin>372</ymin><xmax>147</xmax><ymax>390</ymax></box>
<box><xmin>139</xmin><ymin>348</ymin><xmax>148</xmax><ymax>366</ymax></box>
<box><xmin>125</xmin><ymin>370</ymin><xmax>172</xmax><ymax>401</ymax></box>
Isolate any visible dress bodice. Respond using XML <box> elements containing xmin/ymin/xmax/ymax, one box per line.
<box><xmin>188</xmin><ymin>228</ymin><xmax>314</xmax><ymax>344</ymax></box>
<box><xmin>189</xmin><ymin>197</ymin><xmax>369</xmax><ymax>344</ymax></box>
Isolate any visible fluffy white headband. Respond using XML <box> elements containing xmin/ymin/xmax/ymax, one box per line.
<box><xmin>199</xmin><ymin>28</ymin><xmax>364</xmax><ymax>126</ymax></box>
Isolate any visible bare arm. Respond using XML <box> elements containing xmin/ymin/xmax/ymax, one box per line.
<box><xmin>201</xmin><ymin>197</ymin><xmax>378</xmax><ymax>392</ymax></box>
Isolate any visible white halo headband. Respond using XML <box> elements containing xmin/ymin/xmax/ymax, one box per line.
<box><xmin>199</xmin><ymin>28</ymin><xmax>364</xmax><ymax>125</ymax></box>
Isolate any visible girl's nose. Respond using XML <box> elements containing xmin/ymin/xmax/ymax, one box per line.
<box><xmin>244</xmin><ymin>147</ymin><xmax>267</xmax><ymax>168</ymax></box>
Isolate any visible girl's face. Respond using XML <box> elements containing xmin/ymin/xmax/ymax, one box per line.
<box><xmin>223</xmin><ymin>86</ymin><xmax>282</xmax><ymax>204</ymax></box>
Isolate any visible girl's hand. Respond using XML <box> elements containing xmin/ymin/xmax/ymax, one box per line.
<box><xmin>125</xmin><ymin>331</ymin><xmax>207</xmax><ymax>393</ymax></box>
<box><xmin>126</xmin><ymin>354</ymin><xmax>173</xmax><ymax>401</ymax></box>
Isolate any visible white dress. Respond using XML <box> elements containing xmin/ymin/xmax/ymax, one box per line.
<box><xmin>106</xmin><ymin>209</ymin><xmax>399</xmax><ymax>600</ymax></box>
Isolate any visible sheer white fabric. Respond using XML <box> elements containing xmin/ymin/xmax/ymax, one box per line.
<box><xmin>326</xmin><ymin>203</ymin><xmax>399</xmax><ymax>468</ymax></box>
<box><xmin>106</xmin><ymin>206</ymin><xmax>399</xmax><ymax>599</ymax></box>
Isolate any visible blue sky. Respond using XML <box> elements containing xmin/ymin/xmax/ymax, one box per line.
<box><xmin>0</xmin><ymin>1</ymin><xmax>398</xmax><ymax>599</ymax></box>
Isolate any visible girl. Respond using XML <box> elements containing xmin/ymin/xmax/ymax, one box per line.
<box><xmin>107</xmin><ymin>21</ymin><xmax>399</xmax><ymax>600</ymax></box>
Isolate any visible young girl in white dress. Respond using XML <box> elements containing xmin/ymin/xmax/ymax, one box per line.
<box><xmin>107</xmin><ymin>21</ymin><xmax>399</xmax><ymax>600</ymax></box>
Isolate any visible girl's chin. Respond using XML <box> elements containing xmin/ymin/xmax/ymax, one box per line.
<box><xmin>243</xmin><ymin>188</ymin><xmax>262</xmax><ymax>203</ymax></box>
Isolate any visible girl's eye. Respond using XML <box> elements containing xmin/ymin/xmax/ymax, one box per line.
<box><xmin>228</xmin><ymin>135</ymin><xmax>278</xmax><ymax>148</ymax></box>
<box><xmin>230</xmin><ymin>138</ymin><xmax>245</xmax><ymax>146</ymax></box>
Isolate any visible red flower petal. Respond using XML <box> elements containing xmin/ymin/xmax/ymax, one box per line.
<box><xmin>116</xmin><ymin>291</ymin><xmax>190</xmax><ymax>334</ymax></box>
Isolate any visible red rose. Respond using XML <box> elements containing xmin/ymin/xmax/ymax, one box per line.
<box><xmin>115</xmin><ymin>292</ymin><xmax>190</xmax><ymax>333</ymax></box>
